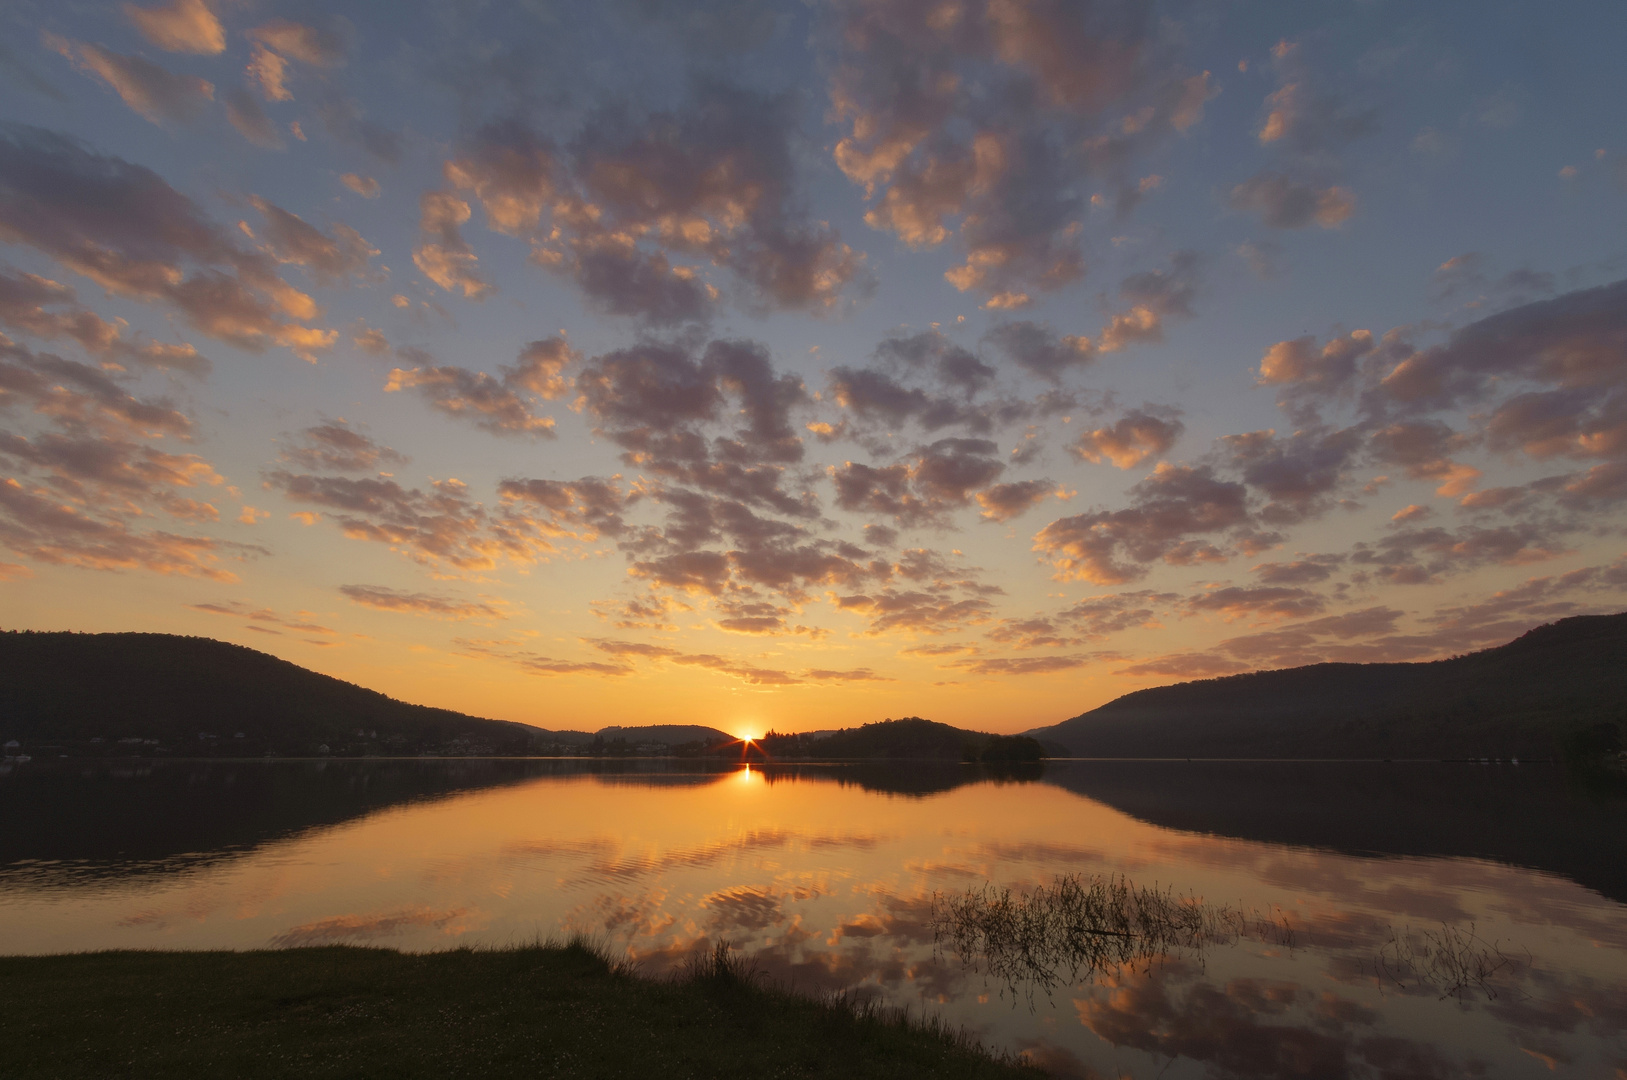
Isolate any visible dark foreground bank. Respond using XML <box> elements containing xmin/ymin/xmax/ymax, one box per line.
<box><xmin>0</xmin><ymin>941</ymin><xmax>1037</xmax><ymax>1079</ymax></box>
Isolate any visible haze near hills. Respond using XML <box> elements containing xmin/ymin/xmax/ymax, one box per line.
<box><xmin>1026</xmin><ymin>613</ymin><xmax>1627</xmax><ymax>760</ymax></box>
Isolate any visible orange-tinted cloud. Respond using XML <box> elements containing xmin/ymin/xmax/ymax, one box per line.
<box><xmin>123</xmin><ymin>0</ymin><xmax>224</xmax><ymax>56</ymax></box>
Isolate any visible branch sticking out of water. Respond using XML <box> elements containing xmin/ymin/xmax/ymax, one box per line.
<box><xmin>931</xmin><ymin>874</ymin><xmax>1242</xmax><ymax>1003</ymax></box>
<box><xmin>1372</xmin><ymin>923</ymin><xmax>1526</xmax><ymax>1001</ymax></box>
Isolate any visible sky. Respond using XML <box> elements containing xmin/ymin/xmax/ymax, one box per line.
<box><xmin>2</xmin><ymin>0</ymin><xmax>1625</xmax><ymax>738</ymax></box>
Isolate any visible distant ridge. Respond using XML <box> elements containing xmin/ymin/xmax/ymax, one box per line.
<box><xmin>0</xmin><ymin>631</ymin><xmax>560</xmax><ymax>756</ymax></box>
<box><xmin>1026</xmin><ymin>613</ymin><xmax>1627</xmax><ymax>760</ymax></box>
<box><xmin>0</xmin><ymin>631</ymin><xmax>776</xmax><ymax>757</ymax></box>
<box><xmin>595</xmin><ymin>725</ymin><xmax>732</xmax><ymax>746</ymax></box>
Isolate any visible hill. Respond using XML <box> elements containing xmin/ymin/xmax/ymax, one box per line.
<box><xmin>1027</xmin><ymin>613</ymin><xmax>1627</xmax><ymax>759</ymax></box>
<box><xmin>596</xmin><ymin>725</ymin><xmax>732</xmax><ymax>746</ymax></box>
<box><xmin>0</xmin><ymin>631</ymin><xmax>573</xmax><ymax>757</ymax></box>
<box><xmin>752</xmin><ymin>718</ymin><xmax>1046</xmax><ymax>762</ymax></box>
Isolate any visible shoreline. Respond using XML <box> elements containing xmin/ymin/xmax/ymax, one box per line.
<box><xmin>0</xmin><ymin>940</ymin><xmax>1038</xmax><ymax>1079</ymax></box>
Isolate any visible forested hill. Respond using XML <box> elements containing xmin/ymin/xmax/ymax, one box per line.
<box><xmin>1026</xmin><ymin>613</ymin><xmax>1627</xmax><ymax>760</ymax></box>
<box><xmin>752</xmin><ymin>718</ymin><xmax>1046</xmax><ymax>762</ymax></box>
<box><xmin>0</xmin><ymin>631</ymin><xmax>569</xmax><ymax>756</ymax></box>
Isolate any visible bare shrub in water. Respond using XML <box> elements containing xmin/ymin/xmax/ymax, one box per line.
<box><xmin>1372</xmin><ymin>923</ymin><xmax>1526</xmax><ymax>1000</ymax></box>
<box><xmin>931</xmin><ymin>873</ymin><xmax>1242</xmax><ymax>1002</ymax></box>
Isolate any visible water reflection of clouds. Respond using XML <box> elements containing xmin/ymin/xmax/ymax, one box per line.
<box><xmin>704</xmin><ymin>884</ymin><xmax>823</xmax><ymax>933</ymax></box>
<box><xmin>557</xmin><ymin>829</ymin><xmax>887</xmax><ymax>886</ymax></box>
<box><xmin>268</xmin><ymin>906</ymin><xmax>479</xmax><ymax>947</ymax></box>
<box><xmin>1072</xmin><ymin>963</ymin><xmax>1470</xmax><ymax>1080</ymax></box>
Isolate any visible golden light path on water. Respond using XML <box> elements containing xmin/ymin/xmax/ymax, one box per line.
<box><xmin>3</xmin><ymin>766</ymin><xmax>1624</xmax><ymax>1077</ymax></box>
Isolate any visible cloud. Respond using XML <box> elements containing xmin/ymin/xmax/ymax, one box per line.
<box><xmin>0</xmin><ymin>476</ymin><xmax>243</xmax><ymax>580</ymax></box>
<box><xmin>984</xmin><ymin>614</ymin><xmax>1073</xmax><ymax>649</ymax></box>
<box><xmin>1098</xmin><ymin>252</ymin><xmax>1200</xmax><ymax>352</ymax></box>
<box><xmin>1350</xmin><ymin>522</ymin><xmax>1569</xmax><ymax>586</ymax></box>
<box><xmin>1251</xmin><ymin>554</ymin><xmax>1343</xmax><ymax>585</ymax></box>
<box><xmin>573</xmin><ymin>338</ymin><xmax>818</xmax><ymax>526</ymax></box>
<box><xmin>803</xmin><ymin>667</ymin><xmax>892</xmax><ymax>682</ymax></box>
<box><xmin>223</xmin><ymin>87</ymin><xmax>281</xmax><ymax>148</ymax></box>
<box><xmin>247</xmin><ymin>20</ymin><xmax>348</xmax><ymax>68</ymax></box>
<box><xmin>0</xmin><ymin>337</ymin><xmax>194</xmax><ymax>439</ymax></box>
<box><xmin>1229</xmin><ymin>172</ymin><xmax>1355</xmax><ymax>229</ymax></box>
<box><xmin>380</xmin><ymin>339</ymin><xmax>572</xmax><ymax>442</ymax></box>
<box><xmin>440</xmin><ymin>84</ymin><xmax>869</xmax><ymax>323</ymax></box>
<box><xmin>0</xmin><ymin>267</ymin><xmax>212</xmax><ymax>373</ymax></box>
<box><xmin>1255</xmin><ymin>79</ymin><xmax>1376</xmax><ymax>155</ymax></box>
<box><xmin>246</xmin><ymin>197</ymin><xmax>377</xmax><ymax>283</ymax></box>
<box><xmin>0</xmin><ymin>331</ymin><xmax>249</xmax><ymax>579</ymax></box>
<box><xmin>123</xmin><ymin>0</ymin><xmax>224</xmax><ymax>55</ymax></box>
<box><xmin>1224</xmin><ymin>426</ymin><xmax>1363</xmax><ymax>523</ymax></box>
<box><xmin>263</xmin><ymin>470</ymin><xmax>560</xmax><ymax>572</ymax></box>
<box><xmin>832</xmin><ymin>438</ymin><xmax>1006</xmax><ymax>527</ymax></box>
<box><xmin>835</xmin><ymin>590</ymin><xmax>993</xmax><ymax>636</ymax></box>
<box><xmin>827</xmin><ymin>0</ymin><xmax>1209</xmax><ymax>302</ymax></box>
<box><xmin>339</xmin><ymin>583</ymin><xmax>503</xmax><ymax>621</ymax></box>
<box><xmin>497</xmin><ymin>476</ymin><xmax>633</xmax><ymax>541</ymax></box>
<box><xmin>1430</xmin><ymin>253</ymin><xmax>1555</xmax><ymax>309</ymax></box>
<box><xmin>0</xmin><ymin>125</ymin><xmax>334</xmax><ymax>360</ymax></box>
<box><xmin>588</xmin><ymin>638</ymin><xmax>681</xmax><ymax>659</ymax></box>
<box><xmin>413</xmin><ymin>190</ymin><xmax>490</xmax><ymax>298</ymax></box>
<box><xmin>279</xmin><ymin>422</ymin><xmax>406</xmax><ymax>473</ymax></box>
<box><xmin>247</xmin><ymin>45</ymin><xmax>290</xmax><ymax>102</ymax></box>
<box><xmin>1033</xmin><ymin>463</ymin><xmax>1251</xmax><ymax>584</ymax></box>
<box><xmin>1257</xmin><ymin>330</ymin><xmax>1375</xmax><ymax>409</ymax></box>
<box><xmin>190</xmin><ymin>599</ymin><xmax>337</xmax><ymax>637</ymax></box>
<box><xmin>1366</xmin><ymin>420</ymin><xmax>1479</xmax><ymax>495</ymax></box>
<box><xmin>948</xmin><ymin>653</ymin><xmax>1092</xmax><ymax>676</ymax></box>
<box><xmin>1057</xmin><ymin>589</ymin><xmax>1174</xmax><ymax>638</ymax></box>
<box><xmin>826</xmin><ymin>327</ymin><xmax>1083</xmax><ymax>441</ymax></box>
<box><xmin>827</xmin><ymin>365</ymin><xmax>986</xmax><ymax>434</ymax></box>
<box><xmin>978</xmin><ymin>255</ymin><xmax>1198</xmax><ymax>378</ymax></box>
<box><xmin>874</xmin><ymin>330</ymin><xmax>996</xmax><ymax>397</ymax></box>
<box><xmin>976</xmin><ymin>479</ymin><xmax>1057</xmax><ymax>522</ymax></box>
<box><xmin>1123</xmin><ymin>559</ymin><xmax>1627</xmax><ymax>674</ymax></box>
<box><xmin>495</xmin><ymin>650</ymin><xmax>634</xmax><ymax>677</ymax></box>
<box><xmin>982</xmin><ymin>320</ymin><xmax>1094</xmax><ymax>381</ymax></box>
<box><xmin>386</xmin><ymin>364</ymin><xmax>557</xmax><ymax>437</ymax></box>
<box><xmin>670</xmin><ymin>652</ymin><xmax>801</xmax><ymax>685</ymax></box>
<box><xmin>1378</xmin><ymin>279</ymin><xmax>1627</xmax><ymax>459</ymax></box>
<box><xmin>833</xmin><ymin>562</ymin><xmax>999</xmax><ymax>636</ymax></box>
<box><xmin>1071</xmin><ymin>407</ymin><xmax>1184</xmax><ymax>469</ymax></box>
<box><xmin>1235</xmin><ymin>239</ymin><xmax>1282</xmax><ymax>279</ymax></box>
<box><xmin>316</xmin><ymin>97</ymin><xmax>401</xmax><ymax>162</ymax></box>
<box><xmin>340</xmin><ymin>173</ymin><xmax>380</xmax><ymax>198</ymax></box>
<box><xmin>1185</xmin><ymin>584</ymin><xmax>1327</xmax><ymax>621</ymax></box>
<box><xmin>50</xmin><ymin>39</ymin><xmax>214</xmax><ymax>126</ymax></box>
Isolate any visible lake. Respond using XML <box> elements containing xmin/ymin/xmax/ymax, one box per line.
<box><xmin>3</xmin><ymin>757</ymin><xmax>1625</xmax><ymax>1078</ymax></box>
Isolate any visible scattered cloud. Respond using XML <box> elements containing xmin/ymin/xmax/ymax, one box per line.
<box><xmin>339</xmin><ymin>583</ymin><xmax>504</xmax><ymax>621</ymax></box>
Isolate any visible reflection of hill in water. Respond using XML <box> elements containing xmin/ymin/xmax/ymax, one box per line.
<box><xmin>0</xmin><ymin>759</ymin><xmax>560</xmax><ymax>887</ymax></box>
<box><xmin>1043</xmin><ymin>761</ymin><xmax>1627</xmax><ymax>904</ymax></box>
<box><xmin>0</xmin><ymin>759</ymin><xmax>1046</xmax><ymax>887</ymax></box>
<box><xmin>757</xmin><ymin>761</ymin><xmax>1045</xmax><ymax>795</ymax></box>
<box><xmin>9</xmin><ymin>758</ymin><xmax>1626</xmax><ymax>904</ymax></box>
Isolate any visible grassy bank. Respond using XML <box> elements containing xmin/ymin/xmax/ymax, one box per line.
<box><xmin>0</xmin><ymin>941</ymin><xmax>1038</xmax><ymax>1079</ymax></box>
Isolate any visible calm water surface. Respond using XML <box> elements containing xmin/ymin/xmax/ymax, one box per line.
<box><xmin>4</xmin><ymin>758</ymin><xmax>1625</xmax><ymax>1078</ymax></box>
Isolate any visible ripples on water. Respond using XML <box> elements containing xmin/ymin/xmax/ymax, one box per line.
<box><xmin>2</xmin><ymin>757</ymin><xmax>1624</xmax><ymax>1077</ymax></box>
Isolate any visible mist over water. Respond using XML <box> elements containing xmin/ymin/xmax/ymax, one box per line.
<box><xmin>4</xmin><ymin>758</ymin><xmax>1625</xmax><ymax>1077</ymax></box>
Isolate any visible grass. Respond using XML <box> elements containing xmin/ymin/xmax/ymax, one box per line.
<box><xmin>0</xmin><ymin>938</ymin><xmax>1040</xmax><ymax>1079</ymax></box>
<box><xmin>932</xmin><ymin>873</ymin><xmax>1240</xmax><ymax>1003</ymax></box>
